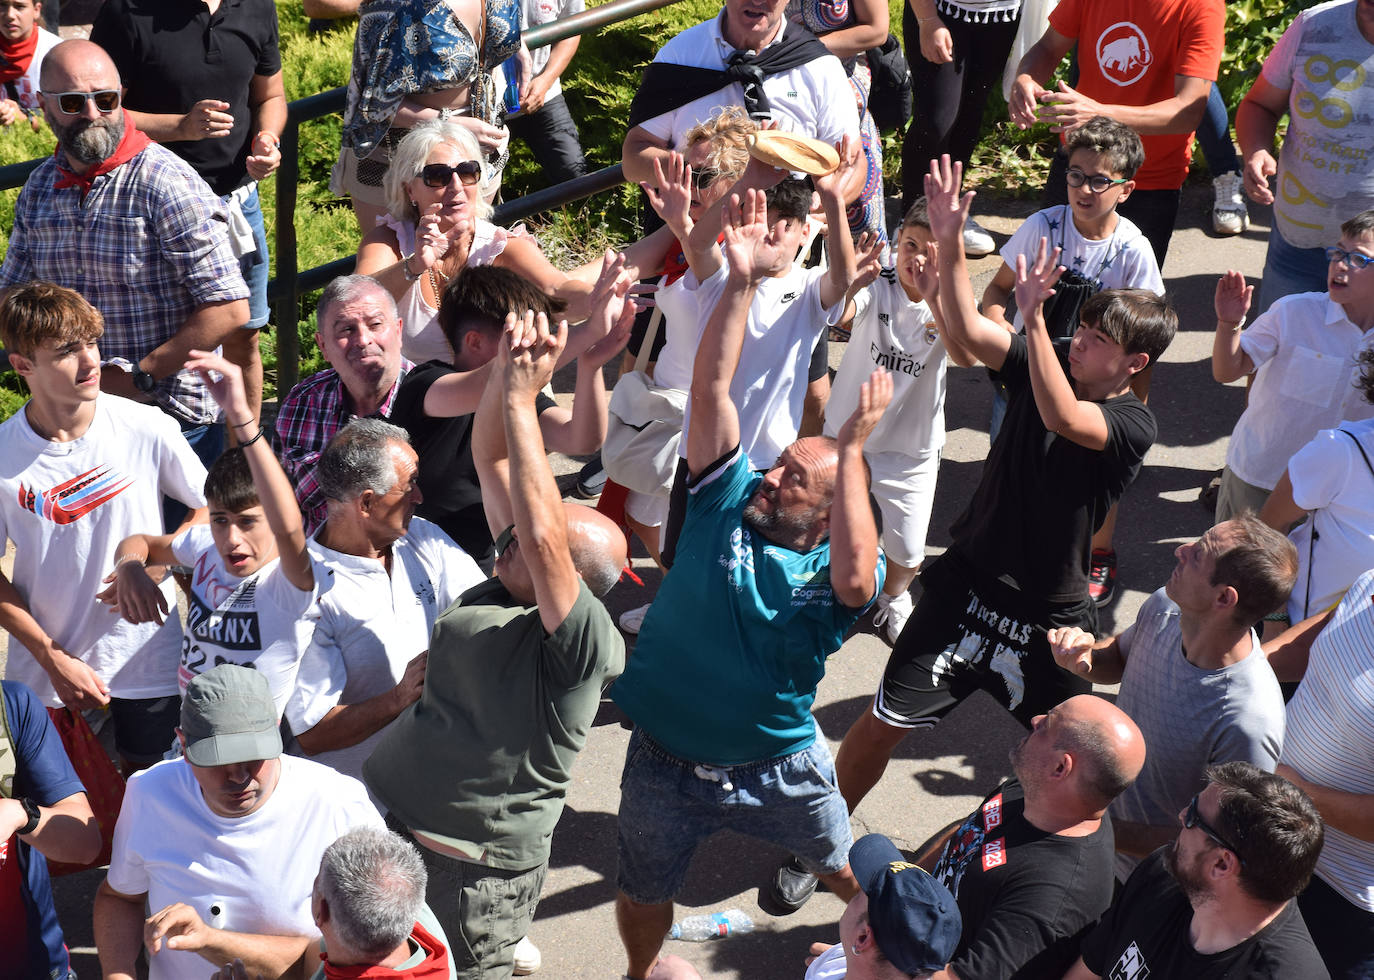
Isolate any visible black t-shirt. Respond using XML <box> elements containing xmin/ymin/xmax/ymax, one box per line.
<box><xmin>1081</xmin><ymin>850</ymin><xmax>1330</xmax><ymax>979</ymax></box>
<box><xmin>391</xmin><ymin>360</ymin><xmax>557</xmax><ymax>562</ymax></box>
<box><xmin>92</xmin><ymin>0</ymin><xmax>281</xmax><ymax>196</ymax></box>
<box><xmin>932</xmin><ymin>778</ymin><xmax>1117</xmax><ymax>980</ymax></box>
<box><xmin>950</xmin><ymin>335</ymin><xmax>1155</xmax><ymax>607</ymax></box>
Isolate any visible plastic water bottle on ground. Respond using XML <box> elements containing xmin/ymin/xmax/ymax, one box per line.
<box><xmin>668</xmin><ymin>909</ymin><xmax>755</xmax><ymax>941</ymax></box>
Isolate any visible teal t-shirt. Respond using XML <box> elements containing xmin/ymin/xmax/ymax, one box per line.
<box><xmin>613</xmin><ymin>450</ymin><xmax>883</xmax><ymax>765</ymax></box>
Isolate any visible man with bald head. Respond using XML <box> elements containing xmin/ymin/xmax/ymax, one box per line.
<box><xmin>611</xmin><ymin>193</ymin><xmax>889</xmax><ymax>980</ymax></box>
<box><xmin>363</xmin><ymin>309</ymin><xmax>626</xmax><ymax>980</ymax></box>
<box><xmin>0</xmin><ymin>40</ymin><xmax>249</xmax><ymax>478</ymax></box>
<box><xmin>276</xmin><ymin>275</ymin><xmax>412</xmax><ymax>533</ymax></box>
<box><xmin>915</xmin><ymin>695</ymin><xmax>1145</xmax><ymax>980</ymax></box>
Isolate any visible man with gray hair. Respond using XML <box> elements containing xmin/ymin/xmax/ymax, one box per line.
<box><xmin>286</xmin><ymin>418</ymin><xmax>484</xmax><ymax>790</ymax></box>
<box><xmin>277</xmin><ymin>274</ymin><xmax>412</xmax><ymax>533</ymax></box>
<box><xmin>308</xmin><ymin>827</ymin><xmax>456</xmax><ymax>978</ymax></box>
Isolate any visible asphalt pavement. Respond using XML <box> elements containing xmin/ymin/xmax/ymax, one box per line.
<box><xmin>31</xmin><ymin>180</ymin><xmax>1271</xmax><ymax>979</ymax></box>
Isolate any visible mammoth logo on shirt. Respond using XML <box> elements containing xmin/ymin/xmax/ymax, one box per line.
<box><xmin>1095</xmin><ymin>22</ymin><xmax>1153</xmax><ymax>87</ymax></box>
<box><xmin>1108</xmin><ymin>941</ymin><xmax>1150</xmax><ymax>980</ymax></box>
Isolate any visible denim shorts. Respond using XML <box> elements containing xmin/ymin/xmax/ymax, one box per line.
<box><xmin>616</xmin><ymin>728</ymin><xmax>853</xmax><ymax>905</ymax></box>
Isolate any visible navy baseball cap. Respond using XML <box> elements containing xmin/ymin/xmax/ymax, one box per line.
<box><xmin>849</xmin><ymin>833</ymin><xmax>962</xmax><ymax>974</ymax></box>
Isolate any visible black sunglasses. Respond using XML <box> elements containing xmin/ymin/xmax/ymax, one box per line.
<box><xmin>1184</xmin><ymin>794</ymin><xmax>1246</xmax><ymax>865</ymax></box>
<box><xmin>691</xmin><ymin>166</ymin><xmax>723</xmax><ymax>192</ymax></box>
<box><xmin>494</xmin><ymin>523</ymin><xmax>516</xmax><ymax>559</ymax></box>
<box><xmin>42</xmin><ymin>89</ymin><xmax>121</xmax><ymax>115</ymax></box>
<box><xmin>420</xmin><ymin>161</ymin><xmax>482</xmax><ymax>188</ymax></box>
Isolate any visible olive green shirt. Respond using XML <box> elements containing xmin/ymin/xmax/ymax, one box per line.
<box><xmin>365</xmin><ymin>579</ymin><xmax>624</xmax><ymax>870</ymax></box>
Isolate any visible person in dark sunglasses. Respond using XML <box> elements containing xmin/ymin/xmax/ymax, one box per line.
<box><xmin>1064</xmin><ymin>762</ymin><xmax>1327</xmax><ymax>980</ymax></box>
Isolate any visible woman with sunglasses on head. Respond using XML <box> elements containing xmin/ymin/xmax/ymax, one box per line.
<box><xmin>356</xmin><ymin>119</ymin><xmax>594</xmax><ymax>364</ymax></box>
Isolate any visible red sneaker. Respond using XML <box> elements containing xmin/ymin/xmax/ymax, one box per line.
<box><xmin>1088</xmin><ymin>549</ymin><xmax>1117</xmax><ymax>608</ymax></box>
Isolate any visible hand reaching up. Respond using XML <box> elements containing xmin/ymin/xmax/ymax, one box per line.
<box><xmin>923</xmin><ymin>155</ymin><xmax>975</xmax><ymax>246</ymax></box>
<box><xmin>721</xmin><ymin>189</ymin><xmax>786</xmax><ymax>285</ymax></box>
<box><xmin>1012</xmin><ymin>237</ymin><xmax>1064</xmax><ymax>318</ymax></box>
<box><xmin>836</xmin><ymin>369</ymin><xmax>894</xmax><ymax>451</ymax></box>
<box><xmin>185</xmin><ymin>350</ymin><xmax>251</xmax><ymax>425</ymax></box>
<box><xmin>582</xmin><ymin>249</ymin><xmax>643</xmax><ymax>368</ymax></box>
<box><xmin>911</xmin><ymin>241</ymin><xmax>941</xmax><ymax>300</ymax></box>
<box><xmin>499</xmin><ymin>309</ymin><xmax>567</xmax><ymax>398</ymax></box>
<box><xmin>642</xmin><ymin>152</ymin><xmax>695</xmax><ymax>240</ymax></box>
<box><xmin>1214</xmin><ymin>270</ymin><xmax>1253</xmax><ymax>326</ymax></box>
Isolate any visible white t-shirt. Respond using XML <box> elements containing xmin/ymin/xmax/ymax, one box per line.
<box><xmin>171</xmin><ymin>524</ymin><xmax>318</xmax><ymax>716</ymax></box>
<box><xmin>3</xmin><ymin>27</ymin><xmax>60</xmax><ymax>111</ymax></box>
<box><xmin>823</xmin><ymin>271</ymin><xmax>948</xmax><ymax>459</ymax></box>
<box><xmin>636</xmin><ymin>14</ymin><xmax>858</xmax><ymax>152</ymax></box>
<box><xmin>1227</xmin><ymin>291</ymin><xmax>1374</xmax><ymax>489</ymax></box>
<box><xmin>999</xmin><ymin>206</ymin><xmax>1163</xmax><ymax>332</ymax></box>
<box><xmin>659</xmin><ymin>261</ymin><xmax>842</xmax><ymax>471</ymax></box>
<box><xmin>1282</xmin><ymin>567</ymin><xmax>1374</xmax><ymax>911</ymax></box>
<box><xmin>287</xmin><ymin>517</ymin><xmax>484</xmax><ymax>786</ymax></box>
<box><xmin>1285</xmin><ymin>419</ymin><xmax>1374</xmax><ymax>621</ymax></box>
<box><xmin>1261</xmin><ymin>0</ymin><xmax>1374</xmax><ymax>250</ymax></box>
<box><xmin>106</xmin><ymin>755</ymin><xmax>383</xmax><ymax>980</ymax></box>
<box><xmin>0</xmin><ymin>396</ymin><xmax>206</xmax><ymax>706</ymax></box>
<box><xmin>804</xmin><ymin>942</ymin><xmax>848</xmax><ymax>979</ymax></box>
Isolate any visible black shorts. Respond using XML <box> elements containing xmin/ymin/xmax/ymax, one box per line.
<box><xmin>105</xmin><ymin>695</ymin><xmax>181</xmax><ymax>764</ymax></box>
<box><xmin>808</xmin><ymin>331</ymin><xmax>829</xmax><ymax>384</ymax></box>
<box><xmin>875</xmin><ymin>554</ymin><xmax>1092</xmax><ymax>729</ymax></box>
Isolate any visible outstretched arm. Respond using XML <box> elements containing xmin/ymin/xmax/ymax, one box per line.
<box><xmin>1015</xmin><ymin>244</ymin><xmax>1116</xmax><ymax>450</ymax></box>
<box><xmin>686</xmin><ymin>191</ymin><xmax>781</xmax><ymax>476</ymax></box>
<box><xmin>1212</xmin><ymin>271</ymin><xmax>1256</xmax><ymax>383</ymax></box>
<box><xmin>830</xmin><ymin>371</ymin><xmax>892</xmax><ymax>607</ymax></box>
<box><xmin>925</xmin><ymin>156</ymin><xmax>1014</xmax><ymax>371</ymax></box>
<box><xmin>186</xmin><ymin>351</ymin><xmax>313</xmax><ymax>592</ymax></box>
<box><xmin>816</xmin><ymin>136</ymin><xmax>861</xmax><ymax>310</ymax></box>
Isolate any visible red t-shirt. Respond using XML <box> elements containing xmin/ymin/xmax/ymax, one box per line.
<box><xmin>1049</xmin><ymin>0</ymin><xmax>1224</xmax><ymax>190</ymax></box>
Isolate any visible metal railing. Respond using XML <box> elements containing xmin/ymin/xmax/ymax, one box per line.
<box><xmin>0</xmin><ymin>0</ymin><xmax>683</xmax><ymax>387</ymax></box>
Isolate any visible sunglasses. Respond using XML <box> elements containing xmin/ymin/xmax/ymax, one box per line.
<box><xmin>494</xmin><ymin>523</ymin><xmax>516</xmax><ymax>559</ymax></box>
<box><xmin>1184</xmin><ymin>794</ymin><xmax>1246</xmax><ymax>865</ymax></box>
<box><xmin>42</xmin><ymin>89</ymin><xmax>121</xmax><ymax>115</ymax></box>
<box><xmin>691</xmin><ymin>167</ymin><xmax>723</xmax><ymax>193</ymax></box>
<box><xmin>1065</xmin><ymin>168</ymin><xmax>1129</xmax><ymax>194</ymax></box>
<box><xmin>420</xmin><ymin>161</ymin><xmax>482</xmax><ymax>188</ymax></box>
<box><xmin>1325</xmin><ymin>246</ymin><xmax>1374</xmax><ymax>270</ymax></box>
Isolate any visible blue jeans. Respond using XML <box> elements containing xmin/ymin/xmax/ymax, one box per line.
<box><xmin>230</xmin><ymin>184</ymin><xmax>270</xmax><ymax>329</ymax></box>
<box><xmin>1258</xmin><ymin>225</ymin><xmax>1329</xmax><ymax>316</ymax></box>
<box><xmin>616</xmin><ymin>728</ymin><xmax>853</xmax><ymax>904</ymax></box>
<box><xmin>1196</xmin><ymin>83</ymin><xmax>1240</xmax><ymax>176</ymax></box>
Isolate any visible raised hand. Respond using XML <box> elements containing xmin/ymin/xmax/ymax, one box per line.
<box><xmin>813</xmin><ymin>133</ymin><xmax>859</xmax><ymax>201</ymax></box>
<box><xmin>923</xmin><ymin>154</ymin><xmax>974</xmax><ymax>244</ymax></box>
<box><xmin>1214</xmin><ymin>270</ymin><xmax>1253</xmax><ymax>325</ymax></box>
<box><xmin>851</xmin><ymin>232</ymin><xmax>885</xmax><ymax>292</ymax></box>
<box><xmin>501</xmin><ymin>309</ymin><xmax>567</xmax><ymax>397</ymax></box>
<box><xmin>581</xmin><ymin>249</ymin><xmax>642</xmax><ymax>368</ymax></box>
<box><xmin>911</xmin><ymin>240</ymin><xmax>941</xmax><ymax>300</ymax></box>
<box><xmin>642</xmin><ymin>152</ymin><xmax>694</xmax><ymax>239</ymax></box>
<box><xmin>722</xmin><ymin>188</ymin><xmax>785</xmax><ymax>285</ymax></box>
<box><xmin>1012</xmin><ymin>238</ymin><xmax>1064</xmax><ymax>316</ymax></box>
<box><xmin>185</xmin><ymin>350</ymin><xmax>251</xmax><ymax>426</ymax></box>
<box><xmin>837</xmin><ymin>369</ymin><xmax>894</xmax><ymax>450</ymax></box>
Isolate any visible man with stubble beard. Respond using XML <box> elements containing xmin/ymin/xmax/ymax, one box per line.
<box><xmin>0</xmin><ymin>40</ymin><xmax>249</xmax><ymax>488</ymax></box>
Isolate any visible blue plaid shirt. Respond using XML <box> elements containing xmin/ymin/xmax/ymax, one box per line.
<box><xmin>0</xmin><ymin>144</ymin><xmax>250</xmax><ymax>424</ymax></box>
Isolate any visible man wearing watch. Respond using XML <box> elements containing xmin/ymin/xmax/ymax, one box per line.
<box><xmin>0</xmin><ymin>679</ymin><xmax>102</xmax><ymax>979</ymax></box>
<box><xmin>0</xmin><ymin>40</ymin><xmax>251</xmax><ymax>477</ymax></box>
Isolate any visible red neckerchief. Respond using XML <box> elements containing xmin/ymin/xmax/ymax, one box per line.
<box><xmin>320</xmin><ymin>921</ymin><xmax>451</xmax><ymax>980</ymax></box>
<box><xmin>0</xmin><ymin>29</ymin><xmax>38</xmax><ymax>85</ymax></box>
<box><xmin>659</xmin><ymin>232</ymin><xmax>726</xmax><ymax>286</ymax></box>
<box><xmin>53</xmin><ymin>110</ymin><xmax>151</xmax><ymax>198</ymax></box>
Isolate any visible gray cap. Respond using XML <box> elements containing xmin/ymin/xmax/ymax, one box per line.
<box><xmin>181</xmin><ymin>665</ymin><xmax>282</xmax><ymax>767</ymax></box>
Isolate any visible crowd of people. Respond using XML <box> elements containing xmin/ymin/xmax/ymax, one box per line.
<box><xmin>0</xmin><ymin>0</ymin><xmax>1372</xmax><ymax>978</ymax></box>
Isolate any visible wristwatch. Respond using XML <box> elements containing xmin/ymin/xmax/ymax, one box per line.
<box><xmin>17</xmin><ymin>796</ymin><xmax>40</xmax><ymax>835</ymax></box>
<box><xmin>133</xmin><ymin>369</ymin><xmax>157</xmax><ymax>394</ymax></box>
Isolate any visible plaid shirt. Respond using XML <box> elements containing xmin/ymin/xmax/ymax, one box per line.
<box><xmin>275</xmin><ymin>361</ymin><xmax>413</xmax><ymax>534</ymax></box>
<box><xmin>0</xmin><ymin>144</ymin><xmax>249</xmax><ymax>425</ymax></box>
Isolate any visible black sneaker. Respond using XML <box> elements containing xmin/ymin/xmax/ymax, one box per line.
<box><xmin>767</xmin><ymin>856</ymin><xmax>818</xmax><ymax>914</ymax></box>
<box><xmin>1088</xmin><ymin>549</ymin><xmax>1117</xmax><ymax>608</ymax></box>
<box><xmin>573</xmin><ymin>453</ymin><xmax>606</xmax><ymax>499</ymax></box>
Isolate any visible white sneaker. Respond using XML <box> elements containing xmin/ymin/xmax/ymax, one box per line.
<box><xmin>619</xmin><ymin>602</ymin><xmax>652</xmax><ymax>635</ymax></box>
<box><xmin>513</xmin><ymin>935</ymin><xmax>541</xmax><ymax>976</ymax></box>
<box><xmin>871</xmin><ymin>590</ymin><xmax>914</xmax><ymax>644</ymax></box>
<box><xmin>963</xmin><ymin>216</ymin><xmax>995</xmax><ymax>257</ymax></box>
<box><xmin>1212</xmin><ymin>172</ymin><xmax>1249</xmax><ymax>235</ymax></box>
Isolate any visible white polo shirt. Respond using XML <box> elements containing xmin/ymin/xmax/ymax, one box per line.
<box><xmin>1226</xmin><ymin>291</ymin><xmax>1374</xmax><ymax>489</ymax></box>
<box><xmin>635</xmin><ymin>12</ymin><xmax>858</xmax><ymax>152</ymax></box>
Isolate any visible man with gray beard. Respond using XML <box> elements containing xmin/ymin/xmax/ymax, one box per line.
<box><xmin>0</xmin><ymin>39</ymin><xmax>248</xmax><ymax>477</ymax></box>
